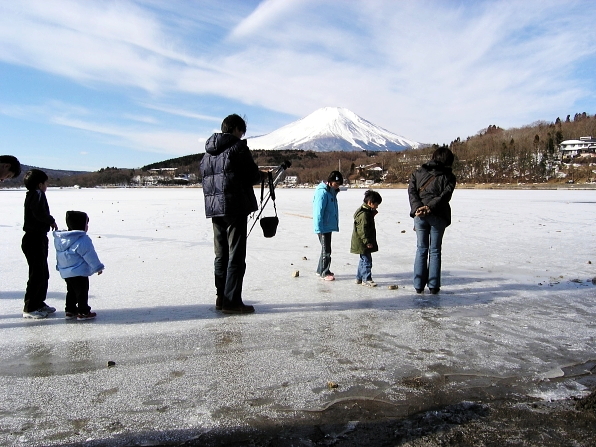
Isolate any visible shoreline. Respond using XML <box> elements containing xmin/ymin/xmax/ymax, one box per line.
<box><xmin>3</xmin><ymin>183</ymin><xmax>596</xmax><ymax>191</ymax></box>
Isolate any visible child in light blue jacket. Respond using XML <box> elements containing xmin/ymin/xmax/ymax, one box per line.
<box><xmin>313</xmin><ymin>171</ymin><xmax>343</xmax><ymax>280</ymax></box>
<box><xmin>54</xmin><ymin>211</ymin><xmax>104</xmax><ymax>320</ymax></box>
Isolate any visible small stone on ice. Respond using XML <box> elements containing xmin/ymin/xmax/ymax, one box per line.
<box><xmin>292</xmin><ymin>270</ymin><xmax>299</xmax><ymax>277</ymax></box>
<box><xmin>107</xmin><ymin>361</ymin><xmax>116</xmax><ymax>367</ymax></box>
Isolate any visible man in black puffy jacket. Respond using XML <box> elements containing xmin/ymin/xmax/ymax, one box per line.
<box><xmin>200</xmin><ymin>114</ymin><xmax>262</xmax><ymax>314</ymax></box>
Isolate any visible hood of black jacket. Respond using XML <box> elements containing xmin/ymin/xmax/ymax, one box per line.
<box><xmin>421</xmin><ymin>160</ymin><xmax>453</xmax><ymax>176</ymax></box>
<box><xmin>205</xmin><ymin>133</ymin><xmax>243</xmax><ymax>156</ymax></box>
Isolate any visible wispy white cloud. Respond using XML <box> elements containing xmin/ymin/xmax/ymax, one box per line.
<box><xmin>0</xmin><ymin>0</ymin><xmax>204</xmax><ymax>92</ymax></box>
<box><xmin>229</xmin><ymin>0</ymin><xmax>306</xmax><ymax>39</ymax></box>
<box><xmin>51</xmin><ymin>116</ymin><xmax>202</xmax><ymax>155</ymax></box>
<box><xmin>0</xmin><ymin>100</ymin><xmax>90</xmax><ymax>120</ymax></box>
<box><xmin>121</xmin><ymin>114</ymin><xmax>159</xmax><ymax>125</ymax></box>
<box><xmin>141</xmin><ymin>104</ymin><xmax>222</xmax><ymax>122</ymax></box>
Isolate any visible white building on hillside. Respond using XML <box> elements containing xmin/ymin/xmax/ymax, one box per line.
<box><xmin>559</xmin><ymin>136</ymin><xmax>596</xmax><ymax>159</ymax></box>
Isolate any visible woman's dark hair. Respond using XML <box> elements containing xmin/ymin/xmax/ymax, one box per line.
<box><xmin>0</xmin><ymin>155</ymin><xmax>21</xmax><ymax>177</ymax></box>
<box><xmin>363</xmin><ymin>189</ymin><xmax>382</xmax><ymax>205</ymax></box>
<box><xmin>432</xmin><ymin>146</ymin><xmax>454</xmax><ymax>167</ymax></box>
<box><xmin>221</xmin><ymin>114</ymin><xmax>247</xmax><ymax>134</ymax></box>
<box><xmin>23</xmin><ymin>169</ymin><xmax>48</xmax><ymax>191</ymax></box>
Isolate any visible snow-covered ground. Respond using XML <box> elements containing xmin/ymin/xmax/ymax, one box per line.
<box><xmin>0</xmin><ymin>187</ymin><xmax>594</xmax><ymax>446</ymax></box>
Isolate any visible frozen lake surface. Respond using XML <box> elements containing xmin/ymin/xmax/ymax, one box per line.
<box><xmin>0</xmin><ymin>187</ymin><xmax>595</xmax><ymax>446</ymax></box>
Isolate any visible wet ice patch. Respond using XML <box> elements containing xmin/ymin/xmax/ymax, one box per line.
<box><xmin>528</xmin><ymin>381</ymin><xmax>591</xmax><ymax>401</ymax></box>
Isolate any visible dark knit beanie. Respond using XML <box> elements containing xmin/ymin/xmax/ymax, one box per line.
<box><xmin>66</xmin><ymin>211</ymin><xmax>88</xmax><ymax>231</ymax></box>
<box><xmin>327</xmin><ymin>170</ymin><xmax>343</xmax><ymax>185</ymax></box>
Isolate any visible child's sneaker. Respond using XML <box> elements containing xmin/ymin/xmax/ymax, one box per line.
<box><xmin>23</xmin><ymin>310</ymin><xmax>48</xmax><ymax>319</ymax></box>
<box><xmin>39</xmin><ymin>304</ymin><xmax>56</xmax><ymax>314</ymax></box>
<box><xmin>65</xmin><ymin>312</ymin><xmax>77</xmax><ymax>320</ymax></box>
<box><xmin>362</xmin><ymin>280</ymin><xmax>377</xmax><ymax>287</ymax></box>
<box><xmin>77</xmin><ymin>312</ymin><xmax>97</xmax><ymax>321</ymax></box>
<box><xmin>355</xmin><ymin>279</ymin><xmax>362</xmax><ymax>284</ymax></box>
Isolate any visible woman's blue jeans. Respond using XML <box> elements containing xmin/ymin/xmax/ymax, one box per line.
<box><xmin>413</xmin><ymin>215</ymin><xmax>446</xmax><ymax>290</ymax></box>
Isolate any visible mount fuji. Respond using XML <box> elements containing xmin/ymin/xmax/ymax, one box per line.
<box><xmin>248</xmin><ymin>107</ymin><xmax>420</xmax><ymax>152</ymax></box>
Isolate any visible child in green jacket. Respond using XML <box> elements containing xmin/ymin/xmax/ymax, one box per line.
<box><xmin>350</xmin><ymin>190</ymin><xmax>382</xmax><ymax>287</ymax></box>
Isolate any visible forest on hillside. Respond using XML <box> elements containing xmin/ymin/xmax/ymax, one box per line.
<box><xmin>4</xmin><ymin>112</ymin><xmax>594</xmax><ymax>188</ymax></box>
<box><xmin>445</xmin><ymin>112</ymin><xmax>596</xmax><ymax>184</ymax></box>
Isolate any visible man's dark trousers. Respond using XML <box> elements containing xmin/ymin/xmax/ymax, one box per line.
<box><xmin>212</xmin><ymin>215</ymin><xmax>248</xmax><ymax>307</ymax></box>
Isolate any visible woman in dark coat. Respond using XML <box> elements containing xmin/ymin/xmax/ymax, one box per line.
<box><xmin>408</xmin><ymin>147</ymin><xmax>456</xmax><ymax>294</ymax></box>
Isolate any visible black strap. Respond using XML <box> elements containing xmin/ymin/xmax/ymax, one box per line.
<box><xmin>268</xmin><ymin>171</ymin><xmax>275</xmax><ymax>201</ymax></box>
<box><xmin>419</xmin><ymin>175</ymin><xmax>436</xmax><ymax>192</ymax></box>
<box><xmin>267</xmin><ymin>171</ymin><xmax>277</xmax><ymax>216</ymax></box>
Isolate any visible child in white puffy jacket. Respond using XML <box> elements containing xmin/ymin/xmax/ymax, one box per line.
<box><xmin>53</xmin><ymin>211</ymin><xmax>104</xmax><ymax>320</ymax></box>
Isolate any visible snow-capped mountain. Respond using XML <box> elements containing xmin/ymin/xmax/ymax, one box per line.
<box><xmin>248</xmin><ymin>107</ymin><xmax>420</xmax><ymax>152</ymax></box>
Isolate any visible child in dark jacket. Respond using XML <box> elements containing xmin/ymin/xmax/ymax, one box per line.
<box><xmin>22</xmin><ymin>169</ymin><xmax>58</xmax><ymax>319</ymax></box>
<box><xmin>350</xmin><ymin>190</ymin><xmax>382</xmax><ymax>287</ymax></box>
<box><xmin>53</xmin><ymin>211</ymin><xmax>104</xmax><ymax>320</ymax></box>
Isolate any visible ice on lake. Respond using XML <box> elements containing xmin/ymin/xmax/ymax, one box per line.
<box><xmin>0</xmin><ymin>187</ymin><xmax>595</xmax><ymax>446</ymax></box>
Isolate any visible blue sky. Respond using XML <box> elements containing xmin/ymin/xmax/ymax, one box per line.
<box><xmin>1</xmin><ymin>0</ymin><xmax>595</xmax><ymax>171</ymax></box>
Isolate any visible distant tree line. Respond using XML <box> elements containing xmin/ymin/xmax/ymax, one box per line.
<box><xmin>51</xmin><ymin>167</ymin><xmax>136</xmax><ymax>188</ymax></box>
<box><xmin>4</xmin><ymin>112</ymin><xmax>594</xmax><ymax>189</ymax></box>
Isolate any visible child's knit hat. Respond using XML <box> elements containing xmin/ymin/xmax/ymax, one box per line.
<box><xmin>66</xmin><ymin>211</ymin><xmax>88</xmax><ymax>231</ymax></box>
<box><xmin>327</xmin><ymin>170</ymin><xmax>343</xmax><ymax>185</ymax></box>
